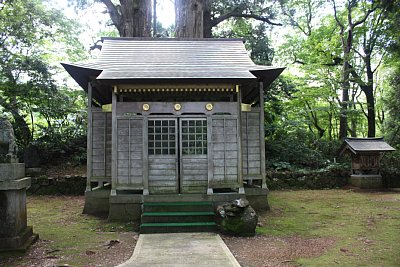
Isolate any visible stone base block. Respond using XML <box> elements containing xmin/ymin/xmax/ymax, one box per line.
<box><xmin>244</xmin><ymin>187</ymin><xmax>270</xmax><ymax>211</ymax></box>
<box><xmin>0</xmin><ymin>226</ymin><xmax>39</xmax><ymax>252</ymax></box>
<box><xmin>350</xmin><ymin>174</ymin><xmax>382</xmax><ymax>189</ymax></box>
<box><xmin>0</xmin><ymin>177</ymin><xmax>31</xmax><ymax>190</ymax></box>
<box><xmin>83</xmin><ymin>189</ymin><xmax>111</xmax><ymax>216</ymax></box>
<box><xmin>0</xmin><ymin>163</ymin><xmax>25</xmax><ymax>181</ymax></box>
<box><xmin>108</xmin><ymin>202</ymin><xmax>142</xmax><ymax>222</ymax></box>
<box><xmin>109</xmin><ymin>194</ymin><xmax>142</xmax><ymax>221</ymax></box>
<box><xmin>83</xmin><ymin>188</ymin><xmax>270</xmax><ymax>221</ymax></box>
<box><xmin>25</xmin><ymin>168</ymin><xmax>43</xmax><ymax>176</ymax></box>
<box><xmin>0</xmin><ymin>188</ymin><xmax>28</xmax><ymax>237</ymax></box>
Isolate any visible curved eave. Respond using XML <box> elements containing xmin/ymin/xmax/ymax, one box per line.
<box><xmin>61</xmin><ymin>63</ymin><xmax>102</xmax><ymax>91</ymax></box>
<box><xmin>250</xmin><ymin>66</ymin><xmax>286</xmax><ymax>87</ymax></box>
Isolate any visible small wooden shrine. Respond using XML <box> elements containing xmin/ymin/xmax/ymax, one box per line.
<box><xmin>339</xmin><ymin>137</ymin><xmax>395</xmax><ymax>188</ymax></box>
<box><xmin>62</xmin><ymin>37</ymin><xmax>284</xmax><ymax>221</ymax></box>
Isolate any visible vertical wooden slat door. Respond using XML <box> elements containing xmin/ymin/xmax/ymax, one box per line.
<box><xmin>211</xmin><ymin>116</ymin><xmax>239</xmax><ymax>188</ymax></box>
<box><xmin>148</xmin><ymin>119</ymin><xmax>179</xmax><ymax>194</ymax></box>
<box><xmin>116</xmin><ymin>118</ymin><xmax>143</xmax><ymax>189</ymax></box>
<box><xmin>180</xmin><ymin>118</ymin><xmax>208</xmax><ymax>193</ymax></box>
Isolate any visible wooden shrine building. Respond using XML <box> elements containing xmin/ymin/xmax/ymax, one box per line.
<box><xmin>62</xmin><ymin>38</ymin><xmax>284</xmax><ymax>221</ymax></box>
<box><xmin>339</xmin><ymin>137</ymin><xmax>395</xmax><ymax>188</ymax></box>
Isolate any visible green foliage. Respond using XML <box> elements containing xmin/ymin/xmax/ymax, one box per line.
<box><xmin>384</xmin><ymin>74</ymin><xmax>400</xmax><ymax>145</ymax></box>
<box><xmin>29</xmin><ymin>176</ymin><xmax>86</xmax><ymax>195</ymax></box>
<box><xmin>381</xmin><ymin>150</ymin><xmax>400</xmax><ymax>188</ymax></box>
<box><xmin>215</xmin><ymin>18</ymin><xmax>274</xmax><ymax>65</ymax></box>
<box><xmin>266</xmin><ymin>127</ymin><xmax>340</xmax><ymax>169</ymax></box>
<box><xmin>0</xmin><ymin>0</ymin><xmax>86</xmax><ymax>155</ymax></box>
<box><xmin>35</xmin><ymin>131</ymin><xmax>87</xmax><ymax>166</ymax></box>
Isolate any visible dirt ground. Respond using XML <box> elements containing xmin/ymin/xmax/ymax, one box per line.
<box><xmin>2</xmin><ymin>232</ymin><xmax>335</xmax><ymax>267</ymax></box>
<box><xmin>0</xmin><ymin>229</ymin><xmax>138</xmax><ymax>267</ymax></box>
<box><xmin>222</xmin><ymin>235</ymin><xmax>336</xmax><ymax>267</ymax></box>
<box><xmin>3</xmin><ymin>188</ymin><xmax>398</xmax><ymax>266</ymax></box>
<box><xmin>1</xmin><ymin>233</ymin><xmax>137</xmax><ymax>267</ymax></box>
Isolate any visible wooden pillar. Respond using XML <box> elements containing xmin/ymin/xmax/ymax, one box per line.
<box><xmin>207</xmin><ymin>114</ymin><xmax>213</xmax><ymax>195</ymax></box>
<box><xmin>237</xmin><ymin>85</ymin><xmax>244</xmax><ymax>194</ymax></box>
<box><xmin>86</xmin><ymin>82</ymin><xmax>93</xmax><ymax>192</ymax></box>
<box><xmin>111</xmin><ymin>87</ymin><xmax>117</xmax><ymax>196</ymax></box>
<box><xmin>142</xmin><ymin>116</ymin><xmax>149</xmax><ymax>195</ymax></box>
<box><xmin>259</xmin><ymin>81</ymin><xmax>267</xmax><ymax>188</ymax></box>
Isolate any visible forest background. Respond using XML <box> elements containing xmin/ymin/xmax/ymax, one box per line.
<box><xmin>0</xmin><ymin>0</ymin><xmax>399</xmax><ymax>187</ymax></box>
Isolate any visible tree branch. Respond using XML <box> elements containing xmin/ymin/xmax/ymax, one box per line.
<box><xmin>356</xmin><ymin>99</ymin><xmax>368</xmax><ymax>118</ymax></box>
<box><xmin>331</xmin><ymin>0</ymin><xmax>344</xmax><ymax>29</ymax></box>
<box><xmin>353</xmin><ymin>6</ymin><xmax>378</xmax><ymax>27</ymax></box>
<box><xmin>348</xmin><ymin>63</ymin><xmax>366</xmax><ymax>88</ymax></box>
<box><xmin>90</xmin><ymin>39</ymin><xmax>102</xmax><ymax>51</ymax></box>
<box><xmin>372</xmin><ymin>50</ymin><xmax>386</xmax><ymax>73</ymax></box>
<box><xmin>211</xmin><ymin>5</ymin><xmax>282</xmax><ymax>27</ymax></box>
<box><xmin>100</xmin><ymin>0</ymin><xmax>121</xmax><ymax>29</ymax></box>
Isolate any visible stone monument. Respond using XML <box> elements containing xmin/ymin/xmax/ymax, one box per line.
<box><xmin>0</xmin><ymin>117</ymin><xmax>38</xmax><ymax>252</ymax></box>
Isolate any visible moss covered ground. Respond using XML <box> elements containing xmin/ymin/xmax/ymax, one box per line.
<box><xmin>1</xmin><ymin>190</ymin><xmax>399</xmax><ymax>266</ymax></box>
<box><xmin>0</xmin><ymin>196</ymin><xmax>137</xmax><ymax>267</ymax></box>
<box><xmin>257</xmin><ymin>189</ymin><xmax>400</xmax><ymax>266</ymax></box>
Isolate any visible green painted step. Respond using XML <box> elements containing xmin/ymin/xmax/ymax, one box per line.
<box><xmin>143</xmin><ymin>202</ymin><xmax>212</xmax><ymax>206</ymax></box>
<box><xmin>141</xmin><ymin>222</ymin><xmax>216</xmax><ymax>227</ymax></box>
<box><xmin>140</xmin><ymin>202</ymin><xmax>216</xmax><ymax>233</ymax></box>
<box><xmin>142</xmin><ymin>201</ymin><xmax>214</xmax><ymax>213</ymax></box>
<box><xmin>140</xmin><ymin>222</ymin><xmax>217</xmax><ymax>234</ymax></box>
<box><xmin>142</xmin><ymin>211</ymin><xmax>214</xmax><ymax>216</ymax></box>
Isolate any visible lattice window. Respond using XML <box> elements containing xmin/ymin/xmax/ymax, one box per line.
<box><xmin>181</xmin><ymin>119</ymin><xmax>207</xmax><ymax>155</ymax></box>
<box><xmin>148</xmin><ymin>119</ymin><xmax>176</xmax><ymax>155</ymax></box>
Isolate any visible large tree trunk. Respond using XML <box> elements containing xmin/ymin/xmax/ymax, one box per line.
<box><xmin>363</xmin><ymin>53</ymin><xmax>376</xmax><ymax>137</ymax></box>
<box><xmin>119</xmin><ymin>0</ymin><xmax>152</xmax><ymax>37</ymax></box>
<box><xmin>175</xmin><ymin>0</ymin><xmax>208</xmax><ymax>38</ymax></box>
<box><xmin>350</xmin><ymin>52</ymin><xmax>376</xmax><ymax>137</ymax></box>
<box><xmin>101</xmin><ymin>0</ymin><xmax>152</xmax><ymax>37</ymax></box>
<box><xmin>203</xmin><ymin>1</ymin><xmax>212</xmax><ymax>38</ymax></box>
<box><xmin>364</xmin><ymin>86</ymin><xmax>376</xmax><ymax>137</ymax></box>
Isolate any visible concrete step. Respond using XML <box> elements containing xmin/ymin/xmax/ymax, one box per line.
<box><xmin>142</xmin><ymin>201</ymin><xmax>214</xmax><ymax>213</ymax></box>
<box><xmin>140</xmin><ymin>201</ymin><xmax>216</xmax><ymax>233</ymax></box>
<box><xmin>140</xmin><ymin>222</ymin><xmax>217</xmax><ymax>234</ymax></box>
<box><xmin>141</xmin><ymin>211</ymin><xmax>215</xmax><ymax>223</ymax></box>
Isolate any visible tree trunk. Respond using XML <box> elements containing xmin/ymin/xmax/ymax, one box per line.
<box><xmin>349</xmin><ymin>87</ymin><xmax>357</xmax><ymax>137</ymax></box>
<box><xmin>365</xmin><ymin>88</ymin><xmax>375</xmax><ymax>137</ymax></box>
<box><xmin>153</xmin><ymin>0</ymin><xmax>157</xmax><ymax>36</ymax></box>
<box><xmin>339</xmin><ymin>61</ymin><xmax>350</xmax><ymax>139</ymax></box>
<box><xmin>118</xmin><ymin>0</ymin><xmax>152</xmax><ymax>37</ymax></box>
<box><xmin>203</xmin><ymin>0</ymin><xmax>212</xmax><ymax>38</ymax></box>
<box><xmin>175</xmin><ymin>0</ymin><xmax>207</xmax><ymax>38</ymax></box>
<box><xmin>363</xmin><ymin>53</ymin><xmax>376</xmax><ymax>137</ymax></box>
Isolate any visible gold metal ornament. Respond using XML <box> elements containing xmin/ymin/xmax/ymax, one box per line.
<box><xmin>101</xmin><ymin>104</ymin><xmax>112</xmax><ymax>112</ymax></box>
<box><xmin>142</xmin><ymin>103</ymin><xmax>150</xmax><ymax>111</ymax></box>
<box><xmin>241</xmin><ymin>103</ymin><xmax>252</xmax><ymax>112</ymax></box>
<box><xmin>174</xmin><ymin>103</ymin><xmax>182</xmax><ymax>111</ymax></box>
<box><xmin>205</xmin><ymin>103</ymin><xmax>213</xmax><ymax>111</ymax></box>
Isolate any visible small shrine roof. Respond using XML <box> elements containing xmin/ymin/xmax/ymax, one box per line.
<box><xmin>339</xmin><ymin>137</ymin><xmax>396</xmax><ymax>156</ymax></box>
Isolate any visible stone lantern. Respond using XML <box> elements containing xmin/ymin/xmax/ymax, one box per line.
<box><xmin>0</xmin><ymin>118</ymin><xmax>38</xmax><ymax>251</ymax></box>
<box><xmin>339</xmin><ymin>137</ymin><xmax>396</xmax><ymax>189</ymax></box>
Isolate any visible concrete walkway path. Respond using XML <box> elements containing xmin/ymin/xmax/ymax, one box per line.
<box><xmin>116</xmin><ymin>232</ymin><xmax>241</xmax><ymax>267</ymax></box>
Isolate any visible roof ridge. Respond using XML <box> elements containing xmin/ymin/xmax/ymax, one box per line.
<box><xmin>345</xmin><ymin>137</ymin><xmax>384</xmax><ymax>141</ymax></box>
<box><xmin>101</xmin><ymin>37</ymin><xmax>245</xmax><ymax>42</ymax></box>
